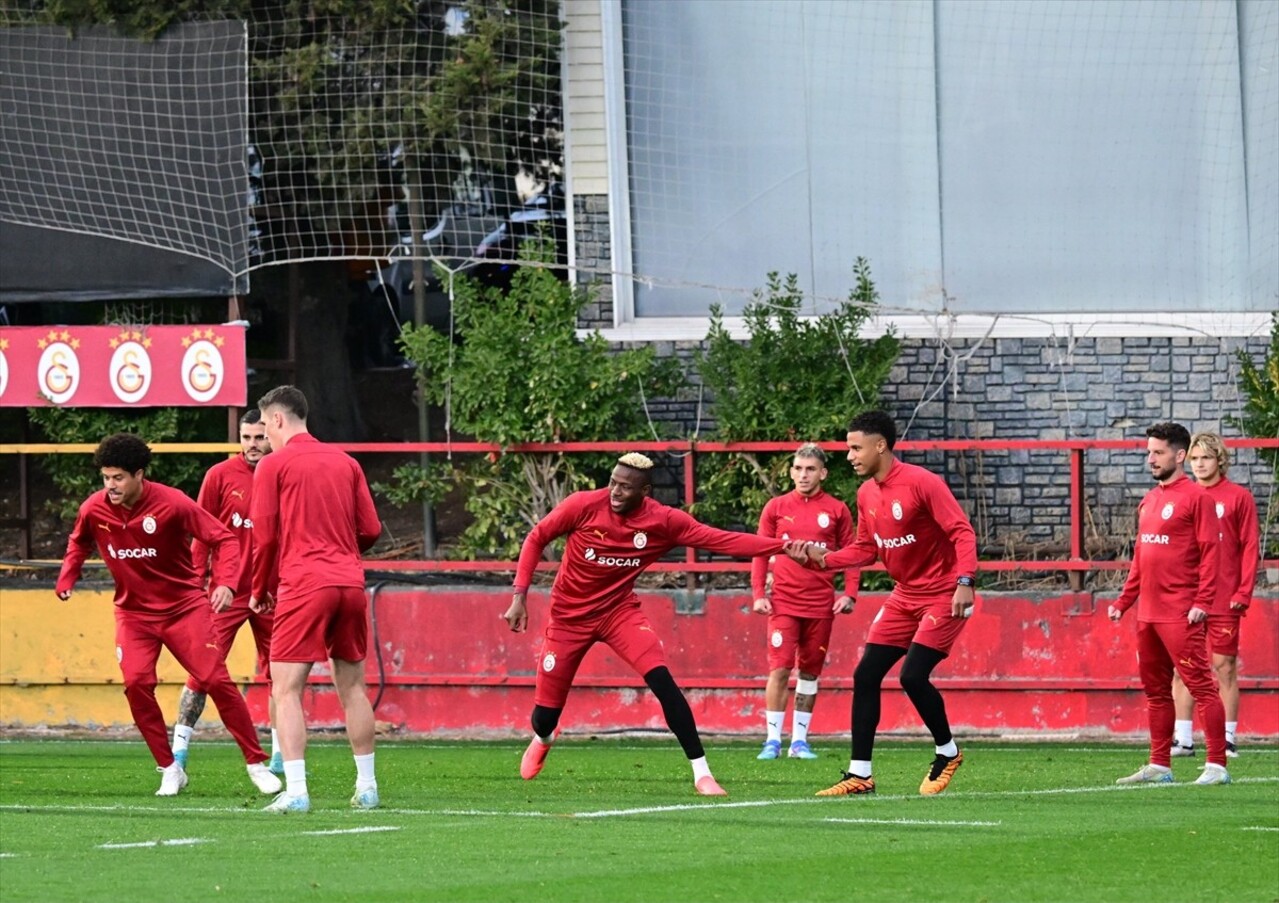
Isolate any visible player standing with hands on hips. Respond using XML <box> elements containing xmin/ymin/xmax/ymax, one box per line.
<box><xmin>1110</xmin><ymin>422</ymin><xmax>1230</xmax><ymax>786</ymax></box>
<box><xmin>798</xmin><ymin>411</ymin><xmax>977</xmax><ymax>797</ymax></box>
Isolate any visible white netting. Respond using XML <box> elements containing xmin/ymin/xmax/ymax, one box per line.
<box><xmin>0</xmin><ymin>0</ymin><xmax>1274</xmax><ymax>334</ymax></box>
<box><xmin>616</xmin><ymin>0</ymin><xmax>1278</xmax><ymax>328</ymax></box>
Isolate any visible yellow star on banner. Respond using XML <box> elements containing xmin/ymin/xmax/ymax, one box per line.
<box><xmin>214</xmin><ymin>335</ymin><xmax>225</xmax><ymax>348</ymax></box>
<box><xmin>181</xmin><ymin>336</ymin><xmax>193</xmax><ymax>348</ymax></box>
<box><xmin>109</xmin><ymin>337</ymin><xmax>120</xmax><ymax>349</ymax></box>
<box><xmin>70</xmin><ymin>338</ymin><xmax>80</xmax><ymax>350</ymax></box>
<box><xmin>130</xmin><ymin>330</ymin><xmax>142</xmax><ymax>342</ymax></box>
<box><xmin>37</xmin><ymin>338</ymin><xmax>48</xmax><ymax>350</ymax></box>
<box><xmin>46</xmin><ymin>330</ymin><xmax>58</xmax><ymax>343</ymax></box>
<box><xmin>142</xmin><ymin>337</ymin><xmax>152</xmax><ymax>349</ymax></box>
<box><xmin>0</xmin><ymin>338</ymin><xmax>8</xmax><ymax>350</ymax></box>
<box><xmin>202</xmin><ymin>328</ymin><xmax>214</xmax><ymax>340</ymax></box>
<box><xmin>59</xmin><ymin>330</ymin><xmax>70</xmax><ymax>342</ymax></box>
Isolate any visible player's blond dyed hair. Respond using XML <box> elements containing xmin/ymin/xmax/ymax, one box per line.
<box><xmin>617</xmin><ymin>452</ymin><xmax>655</xmax><ymax>470</ymax></box>
<box><xmin>1189</xmin><ymin>431</ymin><xmax>1229</xmax><ymax>475</ymax></box>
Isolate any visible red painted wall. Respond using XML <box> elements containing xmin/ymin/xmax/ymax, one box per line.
<box><xmin>248</xmin><ymin>587</ymin><xmax>1278</xmax><ymax>739</ymax></box>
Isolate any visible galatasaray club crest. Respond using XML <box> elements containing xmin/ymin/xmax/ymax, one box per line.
<box><xmin>36</xmin><ymin>331</ymin><xmax>81</xmax><ymax>405</ymax></box>
<box><xmin>181</xmin><ymin>328</ymin><xmax>225</xmax><ymax>403</ymax></box>
<box><xmin>891</xmin><ymin>500</ymin><xmax>903</xmax><ymax>521</ymax></box>
<box><xmin>108</xmin><ymin>330</ymin><xmax>152</xmax><ymax>404</ymax></box>
<box><xmin>1161</xmin><ymin>503</ymin><xmax>1175</xmax><ymax>520</ymax></box>
<box><xmin>141</xmin><ymin>515</ymin><xmax>157</xmax><ymax>535</ymax></box>
<box><xmin>542</xmin><ymin>651</ymin><xmax>557</xmax><ymax>672</ymax></box>
<box><xmin>633</xmin><ymin>531</ymin><xmax>648</xmax><ymax>549</ymax></box>
<box><xmin>1215</xmin><ymin>503</ymin><xmax>1225</xmax><ymax>518</ymax></box>
<box><xmin>817</xmin><ymin>512</ymin><xmax>830</xmax><ymax>529</ymax></box>
<box><xmin>770</xmin><ymin>630</ymin><xmax>784</xmax><ymax>648</ymax></box>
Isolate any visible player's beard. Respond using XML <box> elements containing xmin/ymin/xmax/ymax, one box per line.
<box><xmin>1151</xmin><ymin>462</ymin><xmax>1179</xmax><ymax>482</ymax></box>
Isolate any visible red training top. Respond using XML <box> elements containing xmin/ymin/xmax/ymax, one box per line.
<box><xmin>514</xmin><ymin>488</ymin><xmax>785</xmax><ymax>623</ymax></box>
<box><xmin>1202</xmin><ymin>477</ymin><xmax>1260</xmax><ymax>613</ymax></box>
<box><xmin>820</xmin><ymin>459</ymin><xmax>978</xmax><ymax>598</ymax></box>
<box><xmin>751</xmin><ymin>488</ymin><xmax>858</xmax><ymax>618</ymax></box>
<box><xmin>190</xmin><ymin>454</ymin><xmax>258</xmax><ymax>604</ymax></box>
<box><xmin>250</xmin><ymin>433</ymin><xmax>381</xmax><ymax>602</ymax></box>
<box><xmin>56</xmin><ymin>480</ymin><xmax>238</xmax><ymax>615</ymax></box>
<box><xmin>1113</xmin><ymin>473</ymin><xmax>1220</xmax><ymax>622</ymax></box>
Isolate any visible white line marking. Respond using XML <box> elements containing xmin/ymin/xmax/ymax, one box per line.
<box><xmin>300</xmin><ymin>826</ymin><xmax>401</xmax><ymax>836</ymax></box>
<box><xmin>0</xmin><ymin>852</ymin><xmax>18</xmax><ymax>858</ymax></box>
<box><xmin>1241</xmin><ymin>826</ymin><xmax>1279</xmax><ymax>832</ymax></box>
<box><xmin>823</xmin><ymin>817</ymin><xmax>1002</xmax><ymax>826</ymax></box>
<box><xmin>3</xmin><ymin>776</ymin><xmax>1275</xmax><ymax>821</ymax></box>
<box><xmin>97</xmin><ymin>838</ymin><xmax>210</xmax><ymax>849</ymax></box>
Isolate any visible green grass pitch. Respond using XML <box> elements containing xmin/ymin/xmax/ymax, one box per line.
<box><xmin>1</xmin><ymin>738</ymin><xmax>1276</xmax><ymax>902</ymax></box>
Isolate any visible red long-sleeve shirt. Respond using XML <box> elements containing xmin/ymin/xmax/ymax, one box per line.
<box><xmin>1202</xmin><ymin>477</ymin><xmax>1260</xmax><ymax>613</ymax></box>
<box><xmin>1114</xmin><ymin>474</ymin><xmax>1220</xmax><ymax>622</ymax></box>
<box><xmin>190</xmin><ymin>454</ymin><xmax>257</xmax><ymax>603</ymax></box>
<box><xmin>56</xmin><ymin>480</ymin><xmax>238</xmax><ymax>615</ymax></box>
<box><xmin>751</xmin><ymin>488</ymin><xmax>858</xmax><ymax>618</ymax></box>
<box><xmin>250</xmin><ymin>433</ymin><xmax>381</xmax><ymax>602</ymax></box>
<box><xmin>820</xmin><ymin>459</ymin><xmax>978</xmax><ymax>598</ymax></box>
<box><xmin>514</xmin><ymin>488</ymin><xmax>785</xmax><ymax>623</ymax></box>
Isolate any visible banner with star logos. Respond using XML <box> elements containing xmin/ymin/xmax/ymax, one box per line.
<box><xmin>0</xmin><ymin>325</ymin><xmax>246</xmax><ymax>407</ymax></box>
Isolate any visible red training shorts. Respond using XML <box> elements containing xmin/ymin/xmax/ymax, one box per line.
<box><xmin>765</xmin><ymin>614</ymin><xmax>834</xmax><ymax>675</ymax></box>
<box><xmin>533</xmin><ymin>601</ymin><xmax>666</xmax><ymax>709</ymax></box>
<box><xmin>1206</xmin><ymin>615</ymin><xmax>1242</xmax><ymax>657</ymax></box>
<box><xmin>186</xmin><ymin>600</ymin><xmax>274</xmax><ymax>691</ymax></box>
<box><xmin>866</xmin><ymin>590</ymin><xmax>972</xmax><ymax>655</ymax></box>
<box><xmin>270</xmin><ymin>585</ymin><xmax>368</xmax><ymax>663</ymax></box>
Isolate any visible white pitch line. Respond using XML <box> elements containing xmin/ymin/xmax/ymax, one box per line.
<box><xmin>3</xmin><ymin>776</ymin><xmax>1276</xmax><ymax>821</ymax></box>
<box><xmin>1241</xmin><ymin>826</ymin><xmax>1279</xmax><ymax>832</ymax></box>
<box><xmin>97</xmin><ymin>838</ymin><xmax>210</xmax><ymax>849</ymax></box>
<box><xmin>823</xmin><ymin>817</ymin><xmax>1002</xmax><ymax>827</ymax></box>
<box><xmin>301</xmin><ymin>826</ymin><xmax>401</xmax><ymax>836</ymax></box>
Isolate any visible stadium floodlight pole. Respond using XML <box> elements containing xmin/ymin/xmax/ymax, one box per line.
<box><xmin>408</xmin><ymin>187</ymin><xmax>437</xmax><ymax>557</ymax></box>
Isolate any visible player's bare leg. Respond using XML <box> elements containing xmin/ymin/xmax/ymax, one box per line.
<box><xmin>332</xmin><ymin>656</ymin><xmax>378</xmax><ymax>808</ymax></box>
<box><xmin>758</xmin><ymin>667</ymin><xmax>790</xmax><ymax>760</ymax></box>
<box><xmin>1171</xmin><ymin>672</ymin><xmax>1196</xmax><ymax>756</ymax></box>
<box><xmin>264</xmin><ymin>660</ymin><xmax>312</xmax><ymax>813</ymax></box>
<box><xmin>1213</xmin><ymin>653</ymin><xmax>1240</xmax><ymax>756</ymax></box>
<box><xmin>788</xmin><ymin>672</ymin><xmax>819</xmax><ymax>759</ymax></box>
<box><xmin>171</xmin><ymin>685</ymin><xmax>206</xmax><ymax>769</ymax></box>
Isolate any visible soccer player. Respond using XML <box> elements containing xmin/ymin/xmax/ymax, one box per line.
<box><xmin>170</xmin><ymin>409</ymin><xmax>282</xmax><ymax>774</ymax></box>
<box><xmin>751</xmin><ymin>443</ymin><xmax>857</xmax><ymax>761</ymax></box>
<box><xmin>249</xmin><ymin>386</ymin><xmax>382</xmax><ymax>813</ymax></box>
<box><xmin>1169</xmin><ymin>431</ymin><xmax>1259</xmax><ymax>759</ymax></box>
<box><xmin>54</xmin><ymin>433</ymin><xmax>282</xmax><ymax>798</ymax></box>
<box><xmin>799</xmin><ymin>411</ymin><xmax>977</xmax><ymax>797</ymax></box>
<box><xmin>1109</xmin><ymin>422</ymin><xmax>1230</xmax><ymax>786</ymax></box>
<box><xmin>503</xmin><ymin>452</ymin><xmax>799</xmax><ymax>796</ymax></box>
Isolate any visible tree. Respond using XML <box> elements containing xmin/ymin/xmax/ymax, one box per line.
<box><xmin>693</xmin><ymin>259</ymin><xmax>900</xmax><ymax>529</ymax></box>
<box><xmin>9</xmin><ymin>0</ymin><xmax>565</xmax><ymax>438</ymax></box>
<box><xmin>1231</xmin><ymin>312</ymin><xmax>1279</xmax><ymax>555</ymax></box>
<box><xmin>380</xmin><ymin>236</ymin><xmax>686</xmax><ymax>559</ymax></box>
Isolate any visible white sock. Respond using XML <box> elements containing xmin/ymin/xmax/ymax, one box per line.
<box><xmin>283</xmin><ymin>759</ymin><xmax>308</xmax><ymax>797</ymax></box>
<box><xmin>849</xmin><ymin>759</ymin><xmax>872</xmax><ymax>778</ymax></box>
<box><xmin>1148</xmin><ymin>763</ymin><xmax>1171</xmax><ymax>773</ymax></box>
<box><xmin>792</xmin><ymin>710</ymin><xmax>813</xmax><ymax>744</ymax></box>
<box><xmin>1173</xmin><ymin>720</ymin><xmax>1193</xmax><ymax>747</ymax></box>
<box><xmin>270</xmin><ymin>729</ymin><xmax>280</xmax><ymax>756</ymax></box>
<box><xmin>936</xmin><ymin>740</ymin><xmax>958</xmax><ymax>758</ymax></box>
<box><xmin>534</xmin><ymin>732</ymin><xmax>555</xmax><ymax>746</ymax></box>
<box><xmin>172</xmin><ymin>724</ymin><xmax>193</xmax><ymax>753</ymax></box>
<box><xmin>354</xmin><ymin>752</ymin><xmax>376</xmax><ymax>790</ymax></box>
<box><xmin>1225</xmin><ymin>722</ymin><xmax>1237</xmax><ymax>744</ymax></box>
<box><xmin>690</xmin><ymin>756</ymin><xmax>712</xmax><ymax>781</ymax></box>
<box><xmin>765</xmin><ymin>710</ymin><xmax>784</xmax><ymax>743</ymax></box>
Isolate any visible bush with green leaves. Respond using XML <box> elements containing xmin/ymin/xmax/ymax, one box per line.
<box><xmin>26</xmin><ymin>406</ymin><xmax>223</xmax><ymax>522</ymax></box>
<box><xmin>1231</xmin><ymin>312</ymin><xmax>1279</xmax><ymax>555</ymax></box>
<box><xmin>381</xmin><ymin>236</ymin><xmax>686</xmax><ymax>559</ymax></box>
<box><xmin>693</xmin><ymin>258</ymin><xmax>900</xmax><ymax>531</ymax></box>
